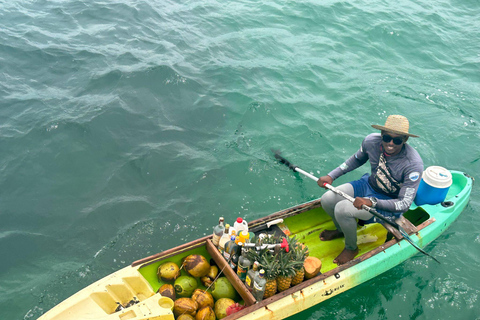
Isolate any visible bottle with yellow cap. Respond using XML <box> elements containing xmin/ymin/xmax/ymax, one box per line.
<box><xmin>218</xmin><ymin>224</ymin><xmax>231</xmax><ymax>254</ymax></box>
<box><xmin>235</xmin><ymin>230</ymin><xmax>250</xmax><ymax>244</ymax></box>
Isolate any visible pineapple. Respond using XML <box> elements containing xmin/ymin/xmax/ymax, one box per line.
<box><xmin>258</xmin><ymin>249</ymin><xmax>279</xmax><ymax>298</ymax></box>
<box><xmin>264</xmin><ymin>278</ymin><xmax>277</xmax><ymax>299</ymax></box>
<box><xmin>276</xmin><ymin>250</ymin><xmax>298</xmax><ymax>292</ymax></box>
<box><xmin>247</xmin><ymin>234</ymin><xmax>305</xmax><ymax>298</ymax></box>
<box><xmin>291</xmin><ymin>267</ymin><xmax>305</xmax><ymax>286</ymax></box>
<box><xmin>289</xmin><ymin>236</ymin><xmax>309</xmax><ymax>286</ymax></box>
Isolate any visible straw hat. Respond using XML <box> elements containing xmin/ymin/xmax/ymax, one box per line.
<box><xmin>371</xmin><ymin>115</ymin><xmax>419</xmax><ymax>138</ymax></box>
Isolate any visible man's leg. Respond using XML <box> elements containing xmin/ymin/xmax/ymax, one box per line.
<box><xmin>332</xmin><ymin>200</ymin><xmax>374</xmax><ymax>264</ymax></box>
<box><xmin>320</xmin><ymin>183</ymin><xmax>355</xmax><ymax>230</ymax></box>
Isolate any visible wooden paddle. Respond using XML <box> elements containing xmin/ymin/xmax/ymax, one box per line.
<box><xmin>273</xmin><ymin>150</ymin><xmax>440</xmax><ymax>264</ymax></box>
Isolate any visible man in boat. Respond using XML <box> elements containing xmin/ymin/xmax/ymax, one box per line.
<box><xmin>317</xmin><ymin>115</ymin><xmax>424</xmax><ymax>265</ymax></box>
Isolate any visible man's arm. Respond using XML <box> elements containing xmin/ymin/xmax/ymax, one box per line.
<box><xmin>327</xmin><ymin>139</ymin><xmax>370</xmax><ymax>181</ymax></box>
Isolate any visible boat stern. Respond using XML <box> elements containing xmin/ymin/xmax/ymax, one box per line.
<box><xmin>37</xmin><ymin>265</ymin><xmax>175</xmax><ymax>320</ymax></box>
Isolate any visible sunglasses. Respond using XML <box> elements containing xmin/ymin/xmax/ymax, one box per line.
<box><xmin>382</xmin><ymin>134</ymin><xmax>405</xmax><ymax>145</ymax></box>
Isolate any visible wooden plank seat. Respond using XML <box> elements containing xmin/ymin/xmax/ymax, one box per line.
<box><xmin>383</xmin><ymin>215</ymin><xmax>417</xmax><ymax>240</ymax></box>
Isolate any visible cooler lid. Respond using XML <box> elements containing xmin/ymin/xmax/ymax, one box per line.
<box><xmin>422</xmin><ymin>166</ymin><xmax>452</xmax><ymax>188</ymax></box>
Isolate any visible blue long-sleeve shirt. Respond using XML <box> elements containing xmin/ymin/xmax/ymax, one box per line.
<box><xmin>328</xmin><ymin>133</ymin><xmax>424</xmax><ymax>213</ymax></box>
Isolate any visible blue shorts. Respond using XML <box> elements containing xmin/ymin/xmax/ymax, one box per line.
<box><xmin>349</xmin><ymin>174</ymin><xmax>399</xmax><ymax>223</ymax></box>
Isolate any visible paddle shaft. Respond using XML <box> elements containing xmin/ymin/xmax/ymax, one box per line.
<box><xmin>294</xmin><ymin>167</ymin><xmax>400</xmax><ymax>227</ymax></box>
<box><xmin>274</xmin><ymin>152</ymin><xmax>440</xmax><ymax>263</ymax></box>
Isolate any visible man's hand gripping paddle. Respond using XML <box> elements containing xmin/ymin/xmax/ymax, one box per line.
<box><xmin>273</xmin><ymin>150</ymin><xmax>440</xmax><ymax>264</ymax></box>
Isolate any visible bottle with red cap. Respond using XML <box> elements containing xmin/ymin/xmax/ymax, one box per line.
<box><xmin>233</xmin><ymin>217</ymin><xmax>248</xmax><ymax>234</ymax></box>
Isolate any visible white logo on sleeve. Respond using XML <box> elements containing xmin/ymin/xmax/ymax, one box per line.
<box><xmin>409</xmin><ymin>172</ymin><xmax>420</xmax><ymax>181</ymax></box>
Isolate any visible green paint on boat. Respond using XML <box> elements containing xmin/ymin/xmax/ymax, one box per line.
<box><xmin>284</xmin><ymin>208</ymin><xmax>388</xmax><ymax>273</ymax></box>
<box><xmin>138</xmin><ymin>246</ymin><xmax>212</xmax><ymax>292</ymax></box>
<box><xmin>37</xmin><ymin>171</ymin><xmax>473</xmax><ymax>320</ymax></box>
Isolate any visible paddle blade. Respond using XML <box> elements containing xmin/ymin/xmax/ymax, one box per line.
<box><xmin>398</xmin><ymin>228</ymin><xmax>441</xmax><ymax>264</ymax></box>
<box><xmin>271</xmin><ymin>149</ymin><xmax>297</xmax><ymax>171</ymax></box>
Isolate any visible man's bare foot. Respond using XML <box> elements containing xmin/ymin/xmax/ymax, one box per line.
<box><xmin>333</xmin><ymin>248</ymin><xmax>359</xmax><ymax>265</ymax></box>
<box><xmin>320</xmin><ymin>229</ymin><xmax>344</xmax><ymax>241</ymax></box>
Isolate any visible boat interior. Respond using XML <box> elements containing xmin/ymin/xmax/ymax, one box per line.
<box><xmin>132</xmin><ymin>203</ymin><xmax>432</xmax><ymax>310</ymax></box>
<box><xmin>64</xmin><ymin>171</ymin><xmax>471</xmax><ymax>319</ymax></box>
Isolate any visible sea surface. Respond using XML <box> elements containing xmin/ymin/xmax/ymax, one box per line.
<box><xmin>1</xmin><ymin>0</ymin><xmax>479</xmax><ymax>319</ymax></box>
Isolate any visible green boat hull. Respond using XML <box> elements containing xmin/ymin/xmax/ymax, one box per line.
<box><xmin>234</xmin><ymin>170</ymin><xmax>473</xmax><ymax>319</ymax></box>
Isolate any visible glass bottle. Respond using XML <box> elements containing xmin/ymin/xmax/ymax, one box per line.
<box><xmin>212</xmin><ymin>217</ymin><xmax>225</xmax><ymax>247</ymax></box>
<box><xmin>230</xmin><ymin>241</ymin><xmax>243</xmax><ymax>272</ymax></box>
<box><xmin>236</xmin><ymin>246</ymin><xmax>252</xmax><ymax>282</ymax></box>
<box><xmin>252</xmin><ymin>269</ymin><xmax>266</xmax><ymax>301</ymax></box>
<box><xmin>245</xmin><ymin>261</ymin><xmax>259</xmax><ymax>292</ymax></box>
<box><xmin>218</xmin><ymin>224</ymin><xmax>231</xmax><ymax>254</ymax></box>
<box><xmin>223</xmin><ymin>235</ymin><xmax>237</xmax><ymax>262</ymax></box>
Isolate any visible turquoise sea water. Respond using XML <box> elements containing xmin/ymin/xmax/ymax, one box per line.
<box><xmin>1</xmin><ymin>0</ymin><xmax>479</xmax><ymax>319</ymax></box>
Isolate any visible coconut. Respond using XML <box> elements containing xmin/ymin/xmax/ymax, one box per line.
<box><xmin>207</xmin><ymin>265</ymin><xmax>218</xmax><ymax>279</ymax></box>
<box><xmin>183</xmin><ymin>254</ymin><xmax>211</xmax><ymax>278</ymax></box>
<box><xmin>304</xmin><ymin>256</ymin><xmax>322</xmax><ymax>279</ymax></box>
<box><xmin>174</xmin><ymin>275</ymin><xmax>198</xmax><ymax>297</ymax></box>
<box><xmin>196</xmin><ymin>306</ymin><xmax>216</xmax><ymax>320</ymax></box>
<box><xmin>173</xmin><ymin>298</ymin><xmax>198</xmax><ymax>318</ymax></box>
<box><xmin>214</xmin><ymin>298</ymin><xmax>235</xmax><ymax>319</ymax></box>
<box><xmin>157</xmin><ymin>283</ymin><xmax>176</xmax><ymax>301</ymax></box>
<box><xmin>157</xmin><ymin>261</ymin><xmax>181</xmax><ymax>282</ymax></box>
<box><xmin>200</xmin><ymin>276</ymin><xmax>212</xmax><ymax>287</ymax></box>
<box><xmin>191</xmin><ymin>289</ymin><xmax>214</xmax><ymax>309</ymax></box>
<box><xmin>201</xmin><ymin>265</ymin><xmax>218</xmax><ymax>287</ymax></box>
<box><xmin>211</xmin><ymin>277</ymin><xmax>236</xmax><ymax>300</ymax></box>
